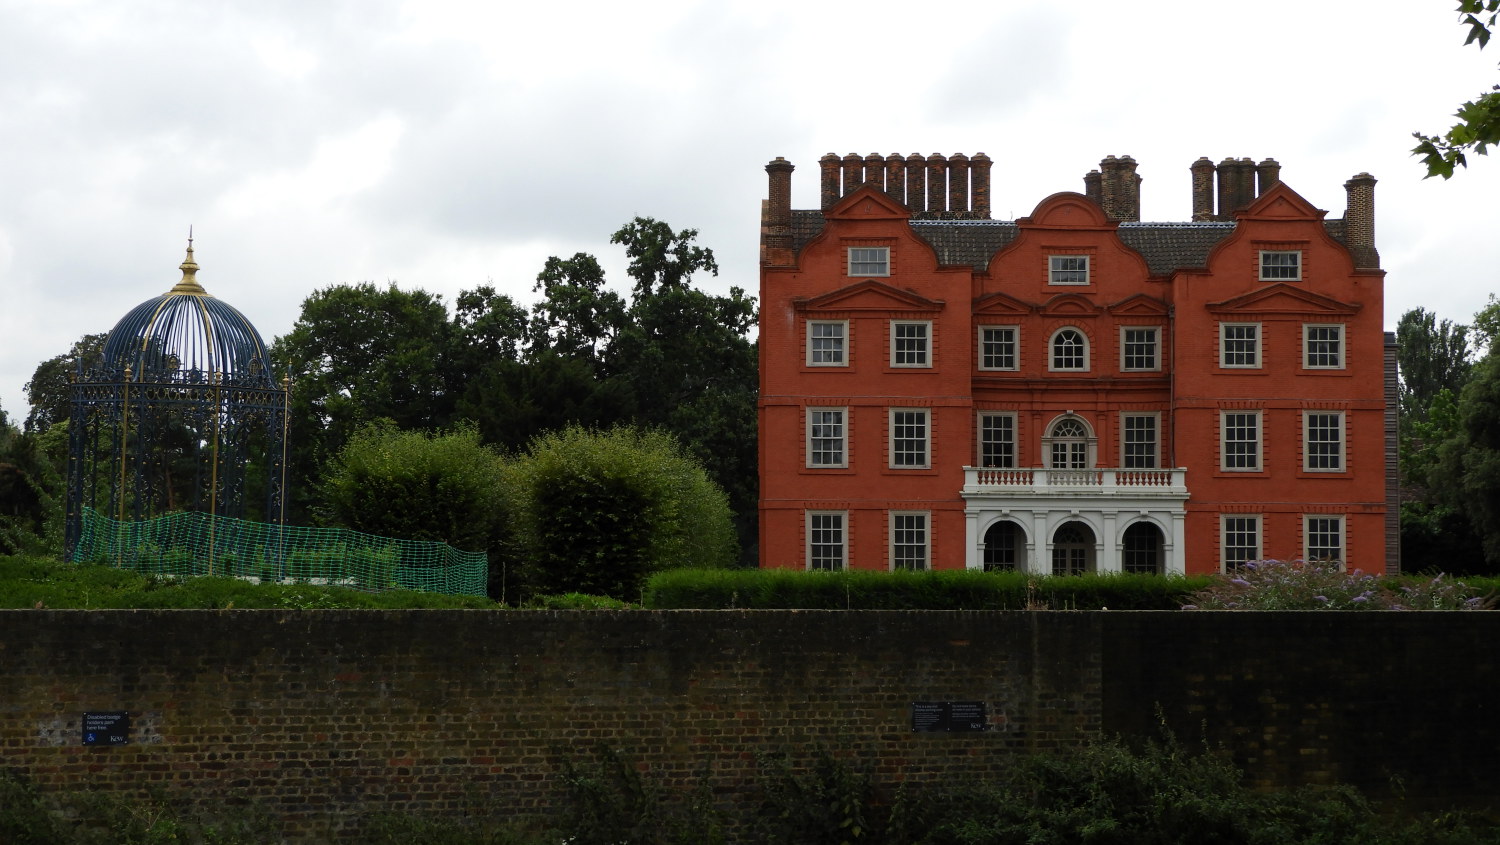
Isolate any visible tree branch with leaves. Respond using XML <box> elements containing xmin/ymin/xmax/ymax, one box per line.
<box><xmin>1414</xmin><ymin>1</ymin><xmax>1500</xmax><ymax>178</ymax></box>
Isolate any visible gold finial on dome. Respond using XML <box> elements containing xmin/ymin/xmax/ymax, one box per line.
<box><xmin>168</xmin><ymin>226</ymin><xmax>209</xmax><ymax>296</ymax></box>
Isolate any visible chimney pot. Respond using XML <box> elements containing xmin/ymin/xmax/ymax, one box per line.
<box><xmin>1190</xmin><ymin>157</ymin><xmax>1216</xmax><ymax>221</ymax></box>
<box><xmin>905</xmin><ymin>153</ymin><xmax>927</xmax><ymax>213</ymax></box>
<box><xmin>885</xmin><ymin>153</ymin><xmax>907</xmax><ymax>205</ymax></box>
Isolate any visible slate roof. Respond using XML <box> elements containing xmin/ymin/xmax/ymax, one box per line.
<box><xmin>786</xmin><ymin>211</ymin><xmax>1375</xmax><ymax>275</ymax></box>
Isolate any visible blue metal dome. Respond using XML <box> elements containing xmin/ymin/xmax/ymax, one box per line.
<box><xmin>65</xmin><ymin>240</ymin><xmax>289</xmax><ymax>558</ymax></box>
<box><xmin>98</xmin><ymin>243</ymin><xmax>274</xmax><ymax>386</ymax></box>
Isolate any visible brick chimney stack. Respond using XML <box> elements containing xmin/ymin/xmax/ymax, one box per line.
<box><xmin>971</xmin><ymin>153</ymin><xmax>992</xmax><ymax>217</ymax></box>
<box><xmin>906</xmin><ymin>153</ymin><xmax>927</xmax><ymax>213</ymax></box>
<box><xmin>1118</xmin><ymin>155</ymin><xmax>1141</xmax><ymax>221</ymax></box>
<box><xmin>926</xmin><ymin>153</ymin><xmax>948</xmax><ymax>213</ymax></box>
<box><xmin>1343</xmin><ymin>172</ymin><xmax>1379</xmax><ymax>269</ymax></box>
<box><xmin>948</xmin><ymin>153</ymin><xmax>970</xmax><ymax>213</ymax></box>
<box><xmin>1099</xmin><ymin>155</ymin><xmax>1121</xmax><ymax>219</ymax></box>
<box><xmin>819</xmin><ymin>153</ymin><xmax>840</xmax><ymax>210</ymax></box>
<box><xmin>864</xmin><ymin>152</ymin><xmax>885</xmax><ymax>190</ymax></box>
<box><xmin>1217</xmin><ymin>157</ymin><xmax>1256</xmax><ymax>218</ymax></box>
<box><xmin>1256</xmin><ymin>158</ymin><xmax>1281</xmax><ymax>195</ymax></box>
<box><xmin>1191</xmin><ymin>157</ymin><xmax>1216</xmax><ymax>221</ymax></box>
<box><xmin>841</xmin><ymin>153</ymin><xmax>863</xmax><ymax>197</ymax></box>
<box><xmin>763</xmin><ymin>157</ymin><xmax>795</xmax><ymax>266</ymax></box>
<box><xmin>885</xmin><ymin>153</ymin><xmax>906</xmax><ymax>205</ymax></box>
<box><xmin>1084</xmin><ymin>169</ymin><xmax>1103</xmax><ymax>207</ymax></box>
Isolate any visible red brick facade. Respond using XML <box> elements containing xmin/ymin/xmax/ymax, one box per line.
<box><xmin>759</xmin><ymin>154</ymin><xmax>1391</xmax><ymax>576</ymax></box>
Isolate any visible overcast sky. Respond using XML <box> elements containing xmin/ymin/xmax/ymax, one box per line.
<box><xmin>2</xmin><ymin>0</ymin><xmax>1498</xmax><ymax>421</ymax></box>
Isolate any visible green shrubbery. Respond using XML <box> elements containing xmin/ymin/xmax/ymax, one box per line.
<box><xmin>643</xmin><ymin>567</ymin><xmax>1210</xmax><ymax>610</ymax></box>
<box><xmin>509</xmin><ymin>425</ymin><xmax>737</xmax><ymax>601</ymax></box>
<box><xmin>1186</xmin><ymin>559</ymin><xmax>1496</xmax><ymax>610</ymax></box>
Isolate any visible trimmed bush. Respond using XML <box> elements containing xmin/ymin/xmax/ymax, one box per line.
<box><xmin>510</xmin><ymin>425</ymin><xmax>736</xmax><ymax>601</ymax></box>
<box><xmin>642</xmin><ymin>568</ymin><xmax>1209</xmax><ymax>610</ymax></box>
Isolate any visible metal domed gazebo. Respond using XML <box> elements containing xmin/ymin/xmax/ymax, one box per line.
<box><xmin>64</xmin><ymin>239</ymin><xmax>289</xmax><ymax>559</ymax></box>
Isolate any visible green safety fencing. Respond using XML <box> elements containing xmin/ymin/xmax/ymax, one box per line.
<box><xmin>72</xmin><ymin>507</ymin><xmax>488</xmax><ymax>597</ymax></box>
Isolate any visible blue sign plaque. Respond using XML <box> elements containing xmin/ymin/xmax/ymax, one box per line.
<box><xmin>82</xmin><ymin>712</ymin><xmax>130</xmax><ymax>746</ymax></box>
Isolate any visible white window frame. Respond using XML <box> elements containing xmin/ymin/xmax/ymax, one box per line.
<box><xmin>1048</xmin><ymin>255</ymin><xmax>1090</xmax><ymax>285</ymax></box>
<box><xmin>806</xmin><ymin>407</ymin><xmax>848</xmax><ymax>469</ymax></box>
<box><xmin>978</xmin><ymin>325</ymin><xmax>1019</xmax><ymax>371</ymax></box>
<box><xmin>978</xmin><ymin>412</ymin><xmax>1017</xmax><ymax>468</ymax></box>
<box><xmin>889</xmin><ymin>408</ymin><xmax>931</xmax><ymax>469</ymax></box>
<box><xmin>1120</xmin><ymin>412</ymin><xmax>1159</xmax><ymax>469</ymax></box>
<box><xmin>1303</xmin><ymin>411</ymin><xmax>1346</xmax><ymax>472</ymax></box>
<box><xmin>1220</xmin><ymin>322</ymin><xmax>1261</xmax><ymax>369</ymax></box>
<box><xmin>1220</xmin><ymin>410</ymin><xmax>1262</xmax><ymax>472</ymax></box>
<box><xmin>848</xmin><ymin>247</ymin><xmax>890</xmax><ymax>277</ymax></box>
<box><xmin>1303</xmin><ymin>324</ymin><xmax>1345</xmax><ymax>370</ymax></box>
<box><xmin>1043</xmin><ymin>416</ymin><xmax>1095</xmax><ymax>469</ymax></box>
<box><xmin>1303</xmin><ymin>515</ymin><xmax>1345</xmax><ymax>563</ymax></box>
<box><xmin>806</xmin><ymin>320</ymin><xmax>848</xmax><ymax>367</ymax></box>
<box><xmin>1120</xmin><ymin>326</ymin><xmax>1160</xmax><ymax>372</ymax></box>
<box><xmin>1259</xmin><ymin>249</ymin><xmax>1302</xmax><ymax>281</ymax></box>
<box><xmin>807</xmin><ymin>511</ymin><xmax>848</xmax><ymax>571</ymax></box>
<box><xmin>1220</xmin><ymin>514</ymin><xmax>1262</xmax><ymax>570</ymax></box>
<box><xmin>890</xmin><ymin>320</ymin><xmax>931</xmax><ymax>368</ymax></box>
<box><xmin>889</xmin><ymin>511</ymin><xmax>930</xmax><ymax>571</ymax></box>
<box><xmin>1049</xmin><ymin>327</ymin><xmax>1089</xmax><ymax>372</ymax></box>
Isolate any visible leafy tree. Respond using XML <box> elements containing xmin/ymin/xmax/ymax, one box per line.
<box><xmin>1397</xmin><ymin>308</ymin><xmax>1474</xmax><ymax>420</ymax></box>
<box><xmin>272</xmin><ymin>283</ymin><xmax>456</xmax><ymax>522</ymax></box>
<box><xmin>528</xmin><ymin>253</ymin><xmax>627</xmax><ymax>368</ymax></box>
<box><xmin>23</xmin><ymin>333</ymin><xmax>107</xmax><ymax>433</ymax></box>
<box><xmin>509</xmin><ymin>425</ymin><xmax>736</xmax><ymax>600</ymax></box>
<box><xmin>1414</xmin><ymin>1</ymin><xmax>1500</xmax><ymax>178</ymax></box>
<box><xmin>606</xmin><ymin>219</ymin><xmax>759</xmax><ymax>562</ymax></box>
<box><xmin>1436</xmin><ymin>350</ymin><xmax>1500</xmax><ymax>565</ymax></box>
<box><xmin>610</xmin><ymin>217</ymin><xmax>719</xmax><ymax>297</ymax></box>
<box><xmin>320</xmin><ymin>421</ymin><xmax>514</xmax><ymax>597</ymax></box>
<box><xmin>1473</xmin><ymin>293</ymin><xmax>1500</xmax><ymax>355</ymax></box>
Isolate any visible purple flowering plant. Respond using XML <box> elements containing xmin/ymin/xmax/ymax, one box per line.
<box><xmin>1183</xmin><ymin>559</ymin><xmax>1487</xmax><ymax>611</ymax></box>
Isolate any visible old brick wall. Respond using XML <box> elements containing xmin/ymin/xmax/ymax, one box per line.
<box><xmin>1</xmin><ymin>610</ymin><xmax>1099</xmax><ymax>840</ymax></box>
<box><xmin>3</xmin><ymin>610</ymin><xmax>1497</xmax><ymax>840</ymax></box>
<box><xmin>1101</xmin><ymin>611</ymin><xmax>1500</xmax><ymax>806</ymax></box>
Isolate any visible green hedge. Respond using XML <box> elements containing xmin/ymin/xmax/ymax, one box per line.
<box><xmin>642</xmin><ymin>568</ymin><xmax>1213</xmax><ymax>610</ymax></box>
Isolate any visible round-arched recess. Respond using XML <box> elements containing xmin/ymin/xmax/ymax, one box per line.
<box><xmin>1121</xmin><ymin>520</ymin><xmax>1165</xmax><ymax>575</ymax></box>
<box><xmin>982</xmin><ymin>519</ymin><xmax>1028</xmax><ymax>571</ymax></box>
<box><xmin>1043</xmin><ymin>415</ymin><xmax>1095</xmax><ymax>469</ymax></box>
<box><xmin>64</xmin><ymin>242</ymin><xmax>288</xmax><ymax>558</ymax></box>
<box><xmin>1051</xmin><ymin>520</ymin><xmax>1096</xmax><ymax>576</ymax></box>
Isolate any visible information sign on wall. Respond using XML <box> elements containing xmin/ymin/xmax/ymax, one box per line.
<box><xmin>911</xmin><ymin>701</ymin><xmax>989</xmax><ymax>732</ymax></box>
<box><xmin>82</xmin><ymin>712</ymin><xmax>130</xmax><ymax>746</ymax></box>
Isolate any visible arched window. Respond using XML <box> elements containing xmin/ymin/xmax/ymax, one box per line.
<box><xmin>1050</xmin><ymin>328</ymin><xmax>1088</xmax><ymax>371</ymax></box>
<box><xmin>1043</xmin><ymin>416</ymin><xmax>1094</xmax><ymax>469</ymax></box>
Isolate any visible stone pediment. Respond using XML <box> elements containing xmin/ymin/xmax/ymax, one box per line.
<box><xmin>824</xmin><ymin>184</ymin><xmax>912</xmax><ymax>221</ymax></box>
<box><xmin>1207</xmin><ymin>283</ymin><xmax>1361</xmax><ymax>316</ymax></box>
<box><xmin>1107</xmin><ymin>293</ymin><xmax>1169</xmax><ymax>316</ymax></box>
<box><xmin>1039</xmin><ymin>292</ymin><xmax>1104</xmax><ymax>316</ymax></box>
<box><xmin>974</xmin><ymin>291</ymin><xmax>1034</xmax><ymax>317</ymax></box>
<box><xmin>794</xmin><ymin>279</ymin><xmax>943</xmax><ymax>313</ymax></box>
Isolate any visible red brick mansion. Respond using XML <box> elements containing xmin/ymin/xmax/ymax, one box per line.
<box><xmin>757</xmin><ymin>153</ymin><xmax>1395</xmax><ymax>576</ymax></box>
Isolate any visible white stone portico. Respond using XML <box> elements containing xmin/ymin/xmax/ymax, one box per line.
<box><xmin>961</xmin><ymin>468</ymin><xmax>1189</xmax><ymax>575</ymax></box>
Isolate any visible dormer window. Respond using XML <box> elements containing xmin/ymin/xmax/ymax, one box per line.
<box><xmin>1259</xmin><ymin>250</ymin><xmax>1301</xmax><ymax>281</ymax></box>
<box><xmin>848</xmin><ymin>247</ymin><xmax>890</xmax><ymax>277</ymax></box>
<box><xmin>1049</xmin><ymin>255</ymin><xmax>1089</xmax><ymax>285</ymax></box>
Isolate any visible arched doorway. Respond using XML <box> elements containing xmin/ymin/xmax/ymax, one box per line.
<box><xmin>1051</xmin><ymin>521</ymin><xmax>1095</xmax><ymax>576</ymax></box>
<box><xmin>982</xmin><ymin>520</ymin><xmax>1026</xmax><ymax>572</ymax></box>
<box><xmin>1043</xmin><ymin>416</ymin><xmax>1093</xmax><ymax>469</ymax></box>
<box><xmin>1121</xmin><ymin>521</ymin><xmax>1164</xmax><ymax>575</ymax></box>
